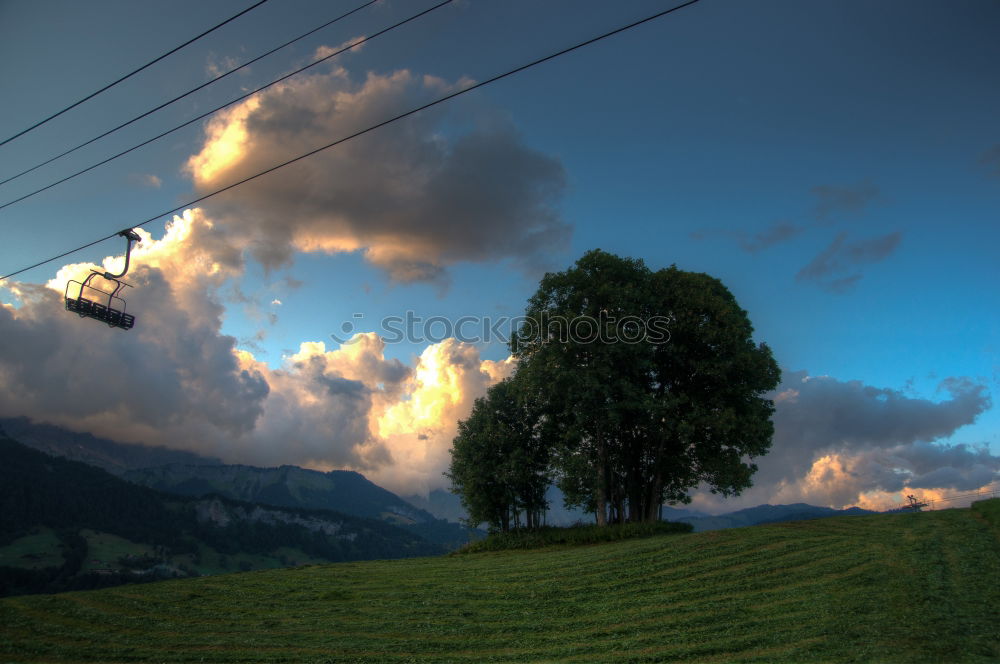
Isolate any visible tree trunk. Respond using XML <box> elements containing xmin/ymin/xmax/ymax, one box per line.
<box><xmin>628</xmin><ymin>471</ymin><xmax>644</xmax><ymax>523</ymax></box>
<box><xmin>645</xmin><ymin>471</ymin><xmax>663</xmax><ymax>522</ymax></box>
<box><xmin>595</xmin><ymin>435</ymin><xmax>608</xmax><ymax>526</ymax></box>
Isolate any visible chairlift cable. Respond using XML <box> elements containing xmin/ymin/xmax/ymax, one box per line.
<box><xmin>0</xmin><ymin>0</ymin><xmax>454</xmax><ymax>211</ymax></box>
<box><xmin>0</xmin><ymin>0</ymin><xmax>704</xmax><ymax>282</ymax></box>
<box><xmin>0</xmin><ymin>0</ymin><xmax>379</xmax><ymax>188</ymax></box>
<box><xmin>0</xmin><ymin>0</ymin><xmax>273</xmax><ymax>148</ymax></box>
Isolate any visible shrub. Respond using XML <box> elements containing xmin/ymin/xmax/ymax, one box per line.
<box><xmin>453</xmin><ymin>520</ymin><xmax>692</xmax><ymax>554</ymax></box>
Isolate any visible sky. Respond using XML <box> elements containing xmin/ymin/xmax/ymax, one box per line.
<box><xmin>0</xmin><ymin>0</ymin><xmax>998</xmax><ymax>513</ymax></box>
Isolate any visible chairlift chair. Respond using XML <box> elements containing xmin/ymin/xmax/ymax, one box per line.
<box><xmin>64</xmin><ymin>229</ymin><xmax>141</xmax><ymax>331</ymax></box>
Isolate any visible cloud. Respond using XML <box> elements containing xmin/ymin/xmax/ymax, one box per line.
<box><xmin>5</xmin><ymin>213</ymin><xmax>990</xmax><ymax>507</ymax></box>
<box><xmin>314</xmin><ymin>36</ymin><xmax>366</xmax><ymax>60</ymax></box>
<box><xmin>1</xmin><ymin>211</ymin><xmax>267</xmax><ymax>449</ymax></box>
<box><xmin>129</xmin><ymin>173</ymin><xmax>162</xmax><ymax>188</ymax></box>
<box><xmin>690</xmin><ymin>370</ymin><xmax>995</xmax><ymax>512</ymax></box>
<box><xmin>205</xmin><ymin>53</ymin><xmax>242</xmax><ymax>79</ymax></box>
<box><xmin>796</xmin><ymin>231</ymin><xmax>901</xmax><ymax>292</ymax></box>
<box><xmin>979</xmin><ymin>144</ymin><xmax>1000</xmax><ymax>178</ymax></box>
<box><xmin>0</xmin><ymin>212</ymin><xmax>513</xmax><ymax>495</ymax></box>
<box><xmin>692</xmin><ymin>181</ymin><xmax>880</xmax><ymax>255</ymax></box>
<box><xmin>739</xmin><ymin>221</ymin><xmax>804</xmax><ymax>253</ymax></box>
<box><xmin>810</xmin><ymin>181</ymin><xmax>879</xmax><ymax>222</ymax></box>
<box><xmin>371</xmin><ymin>338</ymin><xmax>512</xmax><ymax>493</ymax></box>
<box><xmin>185</xmin><ymin>64</ymin><xmax>569</xmax><ymax>283</ymax></box>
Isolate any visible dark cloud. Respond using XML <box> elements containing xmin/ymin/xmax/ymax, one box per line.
<box><xmin>796</xmin><ymin>231</ymin><xmax>901</xmax><ymax>292</ymax></box>
<box><xmin>683</xmin><ymin>367</ymin><xmax>997</xmax><ymax>513</ymax></box>
<box><xmin>739</xmin><ymin>221</ymin><xmax>804</xmax><ymax>253</ymax></box>
<box><xmin>810</xmin><ymin>181</ymin><xmax>880</xmax><ymax>222</ymax></box>
<box><xmin>768</xmin><ymin>371</ymin><xmax>988</xmax><ymax>479</ymax></box>
<box><xmin>979</xmin><ymin>145</ymin><xmax>1000</xmax><ymax>178</ymax></box>
<box><xmin>693</xmin><ymin>181</ymin><xmax>881</xmax><ymax>255</ymax></box>
<box><xmin>809</xmin><ymin>441</ymin><xmax>1000</xmax><ymax>506</ymax></box>
<box><xmin>689</xmin><ymin>370</ymin><xmax>995</xmax><ymax>511</ymax></box>
<box><xmin>187</xmin><ymin>66</ymin><xmax>570</xmax><ymax>283</ymax></box>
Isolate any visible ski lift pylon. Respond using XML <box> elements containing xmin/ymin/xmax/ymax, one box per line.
<box><xmin>64</xmin><ymin>229</ymin><xmax>141</xmax><ymax>330</ymax></box>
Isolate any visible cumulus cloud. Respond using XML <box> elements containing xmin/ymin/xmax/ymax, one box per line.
<box><xmin>690</xmin><ymin>370</ymin><xmax>995</xmax><ymax>512</ymax></box>
<box><xmin>1</xmin><ymin>211</ymin><xmax>267</xmax><ymax>449</ymax></box>
<box><xmin>0</xmin><ymin>212</ymin><xmax>513</xmax><ymax>494</ymax></box>
<box><xmin>796</xmin><ymin>231</ymin><xmax>902</xmax><ymax>292</ymax></box>
<box><xmin>3</xmin><ymin>206</ymin><xmax>990</xmax><ymax>507</ymax></box>
<box><xmin>185</xmin><ymin>63</ymin><xmax>569</xmax><ymax>283</ymax></box>
<box><xmin>370</xmin><ymin>339</ymin><xmax>515</xmax><ymax>493</ymax></box>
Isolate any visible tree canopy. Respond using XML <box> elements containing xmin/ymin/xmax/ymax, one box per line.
<box><xmin>446</xmin><ymin>377</ymin><xmax>549</xmax><ymax>532</ymax></box>
<box><xmin>450</xmin><ymin>249</ymin><xmax>780</xmax><ymax>527</ymax></box>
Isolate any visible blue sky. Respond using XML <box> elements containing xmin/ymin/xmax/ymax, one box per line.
<box><xmin>0</xmin><ymin>0</ymin><xmax>997</xmax><ymax>508</ymax></box>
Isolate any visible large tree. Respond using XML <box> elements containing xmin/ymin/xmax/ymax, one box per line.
<box><xmin>511</xmin><ymin>249</ymin><xmax>780</xmax><ymax>524</ymax></box>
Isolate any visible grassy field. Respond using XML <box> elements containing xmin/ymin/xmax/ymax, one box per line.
<box><xmin>2</xmin><ymin>501</ymin><xmax>998</xmax><ymax>663</ymax></box>
<box><xmin>0</xmin><ymin>528</ymin><xmax>64</xmax><ymax>570</ymax></box>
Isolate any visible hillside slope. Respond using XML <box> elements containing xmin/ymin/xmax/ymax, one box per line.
<box><xmin>124</xmin><ymin>463</ymin><xmax>479</xmax><ymax>549</ymax></box>
<box><xmin>0</xmin><ymin>438</ymin><xmax>442</xmax><ymax>596</ymax></box>
<box><xmin>3</xmin><ymin>502</ymin><xmax>998</xmax><ymax>662</ymax></box>
<box><xmin>678</xmin><ymin>502</ymin><xmax>874</xmax><ymax>532</ymax></box>
<box><xmin>125</xmin><ymin>464</ymin><xmax>430</xmax><ymax>524</ymax></box>
<box><xmin>0</xmin><ymin>417</ymin><xmax>478</xmax><ymax>550</ymax></box>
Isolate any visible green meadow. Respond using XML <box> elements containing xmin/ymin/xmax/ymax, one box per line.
<box><xmin>2</xmin><ymin>501</ymin><xmax>999</xmax><ymax>663</ymax></box>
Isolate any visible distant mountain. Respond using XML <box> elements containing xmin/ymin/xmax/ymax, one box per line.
<box><xmin>0</xmin><ymin>437</ymin><xmax>443</xmax><ymax>597</ymax></box>
<box><xmin>405</xmin><ymin>486</ymin><xmax>595</xmax><ymax>526</ymax></box>
<box><xmin>126</xmin><ymin>464</ymin><xmax>432</xmax><ymax>523</ymax></box>
<box><xmin>0</xmin><ymin>417</ymin><xmax>479</xmax><ymax>551</ymax></box>
<box><xmin>404</xmin><ymin>489</ymin><xmax>468</xmax><ymax>523</ymax></box>
<box><xmin>0</xmin><ymin>416</ymin><xmax>221</xmax><ymax>474</ymax></box>
<box><xmin>7</xmin><ymin>418</ymin><xmax>857</xmax><ymax>541</ymax></box>
<box><xmin>124</xmin><ymin>464</ymin><xmax>480</xmax><ymax>550</ymax></box>
<box><xmin>677</xmin><ymin>503</ymin><xmax>874</xmax><ymax>532</ymax></box>
<box><xmin>407</xmin><ymin>487</ymin><xmax>710</xmax><ymax>526</ymax></box>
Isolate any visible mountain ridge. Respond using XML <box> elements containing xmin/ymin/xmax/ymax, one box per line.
<box><xmin>0</xmin><ymin>436</ymin><xmax>444</xmax><ymax>597</ymax></box>
<box><xmin>0</xmin><ymin>417</ymin><xmax>478</xmax><ymax>549</ymax></box>
<box><xmin>0</xmin><ymin>416</ymin><xmax>221</xmax><ymax>474</ymax></box>
<box><xmin>3</xmin><ymin>416</ymin><xmax>871</xmax><ymax>537</ymax></box>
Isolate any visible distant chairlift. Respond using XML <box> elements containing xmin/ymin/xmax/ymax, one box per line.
<box><xmin>64</xmin><ymin>229</ymin><xmax>141</xmax><ymax>331</ymax></box>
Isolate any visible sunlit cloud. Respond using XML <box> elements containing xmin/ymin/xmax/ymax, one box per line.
<box><xmin>1</xmin><ymin>213</ymin><xmax>992</xmax><ymax>507</ymax></box>
<box><xmin>1</xmin><ymin>215</ymin><xmax>512</xmax><ymax>495</ymax></box>
<box><xmin>186</xmin><ymin>96</ymin><xmax>261</xmax><ymax>183</ymax></box>
<box><xmin>129</xmin><ymin>173</ymin><xmax>162</xmax><ymax>188</ymax></box>
<box><xmin>184</xmin><ymin>63</ymin><xmax>569</xmax><ymax>282</ymax></box>
<box><xmin>690</xmin><ymin>370</ymin><xmax>995</xmax><ymax>513</ymax></box>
